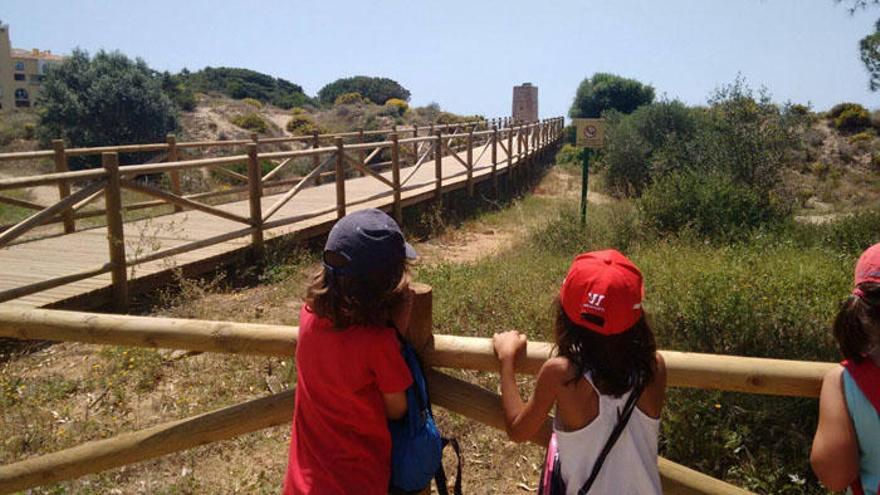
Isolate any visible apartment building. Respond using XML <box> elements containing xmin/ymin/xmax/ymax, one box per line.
<box><xmin>0</xmin><ymin>22</ymin><xmax>65</xmax><ymax>111</ymax></box>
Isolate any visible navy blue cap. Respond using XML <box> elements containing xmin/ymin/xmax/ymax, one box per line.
<box><xmin>323</xmin><ymin>208</ymin><xmax>416</xmax><ymax>277</ymax></box>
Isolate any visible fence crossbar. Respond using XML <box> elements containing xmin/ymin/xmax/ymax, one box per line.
<box><xmin>119</xmin><ymin>179</ymin><xmax>252</xmax><ymax>225</ymax></box>
<box><xmin>340</xmin><ymin>152</ymin><xmax>394</xmax><ymax>188</ymax></box>
<box><xmin>0</xmin><ymin>181</ymin><xmax>106</xmax><ymax>249</ymax></box>
<box><xmin>262</xmin><ymin>152</ymin><xmax>336</xmax><ymax>222</ymax></box>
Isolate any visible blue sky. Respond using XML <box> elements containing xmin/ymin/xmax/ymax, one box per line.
<box><xmin>3</xmin><ymin>0</ymin><xmax>878</xmax><ymax>119</ymax></box>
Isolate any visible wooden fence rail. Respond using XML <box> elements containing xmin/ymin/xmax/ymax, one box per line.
<box><xmin>0</xmin><ymin>282</ymin><xmax>764</xmax><ymax>494</ymax></box>
<box><xmin>0</xmin><ymin>117</ymin><xmax>565</xmax><ymax>309</ymax></box>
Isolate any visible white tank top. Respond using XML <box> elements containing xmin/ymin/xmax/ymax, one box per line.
<box><xmin>553</xmin><ymin>372</ymin><xmax>661</xmax><ymax>495</ymax></box>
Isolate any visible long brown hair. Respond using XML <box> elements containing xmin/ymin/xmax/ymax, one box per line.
<box><xmin>305</xmin><ymin>255</ymin><xmax>411</xmax><ymax>329</ymax></box>
<box><xmin>553</xmin><ymin>297</ymin><xmax>656</xmax><ymax>397</ymax></box>
<box><xmin>833</xmin><ymin>282</ymin><xmax>880</xmax><ymax>363</ymax></box>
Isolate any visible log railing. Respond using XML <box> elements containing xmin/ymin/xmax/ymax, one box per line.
<box><xmin>0</xmin><ymin>284</ymin><xmax>831</xmax><ymax>494</ymax></box>
<box><xmin>0</xmin><ymin>116</ymin><xmax>530</xmax><ymax>234</ymax></box>
<box><xmin>0</xmin><ymin>117</ymin><xmax>565</xmax><ymax>309</ymax></box>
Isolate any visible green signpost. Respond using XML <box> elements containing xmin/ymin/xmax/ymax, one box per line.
<box><xmin>572</xmin><ymin>118</ymin><xmax>605</xmax><ymax>225</ymax></box>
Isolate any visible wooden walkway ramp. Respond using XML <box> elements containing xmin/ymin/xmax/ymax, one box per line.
<box><xmin>0</xmin><ymin>119</ymin><xmax>563</xmax><ymax>310</ymax></box>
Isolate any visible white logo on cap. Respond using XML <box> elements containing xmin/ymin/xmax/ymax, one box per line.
<box><xmin>583</xmin><ymin>292</ymin><xmax>606</xmax><ymax>312</ymax></box>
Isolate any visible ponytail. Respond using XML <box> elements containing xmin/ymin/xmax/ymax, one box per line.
<box><xmin>833</xmin><ymin>282</ymin><xmax>880</xmax><ymax>363</ymax></box>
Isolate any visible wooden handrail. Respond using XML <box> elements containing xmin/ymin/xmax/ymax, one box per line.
<box><xmin>0</xmin><ymin>307</ymin><xmax>834</xmax><ymax>398</ymax></box>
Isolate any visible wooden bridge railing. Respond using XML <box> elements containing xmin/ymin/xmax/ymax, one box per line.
<box><xmin>0</xmin><ymin>117</ymin><xmax>565</xmax><ymax>308</ymax></box>
<box><xmin>0</xmin><ymin>286</ymin><xmax>833</xmax><ymax>494</ymax></box>
<box><xmin>0</xmin><ymin>116</ymin><xmax>538</xmax><ymax>233</ymax></box>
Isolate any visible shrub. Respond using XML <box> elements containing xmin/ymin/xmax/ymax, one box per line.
<box><xmin>230</xmin><ymin>113</ymin><xmax>268</xmax><ymax>133</ymax></box>
<box><xmin>180</xmin><ymin>67</ymin><xmax>311</xmax><ymax>109</ymax></box>
<box><xmin>828</xmin><ymin>102</ymin><xmax>866</xmax><ymax>120</ymax></box>
<box><xmin>286</xmin><ymin>114</ymin><xmax>325</xmax><ymax>136</ymax></box>
<box><xmin>318</xmin><ymin>76</ymin><xmax>410</xmax><ymax>105</ymax></box>
<box><xmin>37</xmin><ymin>49</ymin><xmax>178</xmax><ymax>168</ymax></box>
<box><xmin>638</xmin><ymin>170</ymin><xmax>784</xmax><ymax>239</ymax></box>
<box><xmin>569</xmin><ymin>72</ymin><xmax>655</xmax><ymax>118</ymax></box>
<box><xmin>0</xmin><ymin>112</ymin><xmax>38</xmax><ymax>146</ymax></box>
<box><xmin>603</xmin><ymin>100</ymin><xmax>698</xmax><ymax>195</ymax></box>
<box><xmin>160</xmin><ymin>71</ymin><xmax>197</xmax><ymax>111</ymax></box>
<box><xmin>242</xmin><ymin>98</ymin><xmax>263</xmax><ymax>109</ymax></box>
<box><xmin>290</xmin><ymin>107</ymin><xmax>307</xmax><ymax>115</ymax></box>
<box><xmin>834</xmin><ymin>107</ymin><xmax>871</xmax><ymax>132</ymax></box>
<box><xmin>789</xmin><ymin>103</ymin><xmax>811</xmax><ymax>116</ymax></box>
<box><xmin>334</xmin><ymin>92</ymin><xmax>363</xmax><ymax>105</ymax></box>
<box><xmin>555</xmin><ymin>143</ymin><xmax>583</xmax><ymax>165</ymax></box>
<box><xmin>849</xmin><ymin>130</ymin><xmax>875</xmax><ymax>147</ymax></box>
<box><xmin>872</xmin><ymin>110</ymin><xmax>880</xmax><ymax>130</ymax></box>
<box><xmin>384</xmin><ymin>98</ymin><xmax>409</xmax><ymax>116</ymax></box>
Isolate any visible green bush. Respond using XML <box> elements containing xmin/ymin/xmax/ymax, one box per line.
<box><xmin>602</xmin><ymin>100</ymin><xmax>698</xmax><ymax>195</ymax></box>
<box><xmin>834</xmin><ymin>107</ymin><xmax>871</xmax><ymax>132</ymax></box>
<box><xmin>638</xmin><ymin>170</ymin><xmax>783</xmax><ymax>239</ymax></box>
<box><xmin>230</xmin><ymin>113</ymin><xmax>268</xmax><ymax>133</ymax></box>
<box><xmin>290</xmin><ymin>107</ymin><xmax>307</xmax><ymax>115</ymax></box>
<box><xmin>180</xmin><ymin>67</ymin><xmax>311</xmax><ymax>109</ymax></box>
<box><xmin>160</xmin><ymin>71</ymin><xmax>197</xmax><ymax>111</ymax></box>
<box><xmin>241</xmin><ymin>98</ymin><xmax>263</xmax><ymax>109</ymax></box>
<box><xmin>384</xmin><ymin>98</ymin><xmax>409</xmax><ymax>116</ymax></box>
<box><xmin>789</xmin><ymin>103</ymin><xmax>811</xmax><ymax>116</ymax></box>
<box><xmin>555</xmin><ymin>143</ymin><xmax>583</xmax><ymax>165</ymax></box>
<box><xmin>334</xmin><ymin>92</ymin><xmax>363</xmax><ymax>105</ymax></box>
<box><xmin>318</xmin><ymin>76</ymin><xmax>410</xmax><ymax>105</ymax></box>
<box><xmin>569</xmin><ymin>72</ymin><xmax>655</xmax><ymax>118</ymax></box>
<box><xmin>286</xmin><ymin>114</ymin><xmax>324</xmax><ymax>136</ymax></box>
<box><xmin>37</xmin><ymin>49</ymin><xmax>178</xmax><ymax>169</ymax></box>
<box><xmin>828</xmin><ymin>102</ymin><xmax>866</xmax><ymax>120</ymax></box>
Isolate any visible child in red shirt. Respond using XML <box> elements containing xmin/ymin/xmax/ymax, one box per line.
<box><xmin>283</xmin><ymin>209</ymin><xmax>417</xmax><ymax>495</ymax></box>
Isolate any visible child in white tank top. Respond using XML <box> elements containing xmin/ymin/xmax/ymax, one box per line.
<box><xmin>494</xmin><ymin>250</ymin><xmax>666</xmax><ymax>494</ymax></box>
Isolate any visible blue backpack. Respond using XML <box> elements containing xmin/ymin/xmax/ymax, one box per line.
<box><xmin>389</xmin><ymin>337</ymin><xmax>462</xmax><ymax>495</ymax></box>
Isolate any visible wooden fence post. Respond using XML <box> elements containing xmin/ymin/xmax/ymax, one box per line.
<box><xmin>428</xmin><ymin>124</ymin><xmax>435</xmax><ymax>161</ymax></box>
<box><xmin>405</xmin><ymin>282</ymin><xmax>434</xmax><ymax>356</ymax></box>
<box><xmin>102</xmin><ymin>152</ymin><xmax>128</xmax><ymax>312</ymax></box>
<box><xmin>246</xmin><ymin>143</ymin><xmax>264</xmax><ymax>258</ymax></box>
<box><xmin>466</xmin><ymin>129</ymin><xmax>474</xmax><ymax>197</ymax></box>
<box><xmin>412</xmin><ymin>124</ymin><xmax>419</xmax><ymax>165</ymax></box>
<box><xmin>335</xmin><ymin>137</ymin><xmax>346</xmax><ymax>219</ymax></box>
<box><xmin>491</xmin><ymin>126</ymin><xmax>499</xmax><ymax>197</ymax></box>
<box><xmin>312</xmin><ymin>131</ymin><xmax>321</xmax><ymax>185</ymax></box>
<box><xmin>52</xmin><ymin>139</ymin><xmax>75</xmax><ymax>234</ymax></box>
<box><xmin>507</xmin><ymin>127</ymin><xmax>514</xmax><ymax>190</ymax></box>
<box><xmin>166</xmin><ymin>134</ymin><xmax>182</xmax><ymax>212</ymax></box>
<box><xmin>434</xmin><ymin>132</ymin><xmax>442</xmax><ymax>203</ymax></box>
<box><xmin>391</xmin><ymin>133</ymin><xmax>402</xmax><ymax>224</ymax></box>
<box><xmin>358</xmin><ymin>129</ymin><xmax>366</xmax><ymax>177</ymax></box>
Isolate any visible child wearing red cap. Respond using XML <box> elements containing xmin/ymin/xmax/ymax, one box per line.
<box><xmin>494</xmin><ymin>249</ymin><xmax>666</xmax><ymax>494</ymax></box>
<box><xmin>283</xmin><ymin>209</ymin><xmax>417</xmax><ymax>495</ymax></box>
<box><xmin>811</xmin><ymin>243</ymin><xmax>880</xmax><ymax>495</ymax></box>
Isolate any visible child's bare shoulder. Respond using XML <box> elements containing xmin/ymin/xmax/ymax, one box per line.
<box><xmin>540</xmin><ymin>356</ymin><xmax>577</xmax><ymax>383</ymax></box>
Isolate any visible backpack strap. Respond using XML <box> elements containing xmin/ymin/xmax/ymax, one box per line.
<box><xmin>576</xmin><ymin>380</ymin><xmax>646</xmax><ymax>495</ymax></box>
<box><xmin>433</xmin><ymin>437</ymin><xmax>463</xmax><ymax>495</ymax></box>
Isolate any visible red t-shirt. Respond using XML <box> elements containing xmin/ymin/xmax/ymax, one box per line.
<box><xmin>283</xmin><ymin>305</ymin><xmax>413</xmax><ymax>495</ymax></box>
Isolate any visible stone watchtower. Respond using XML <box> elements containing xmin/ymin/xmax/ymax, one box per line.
<box><xmin>0</xmin><ymin>22</ymin><xmax>12</xmax><ymax>111</ymax></box>
<box><xmin>512</xmin><ymin>83</ymin><xmax>538</xmax><ymax>123</ymax></box>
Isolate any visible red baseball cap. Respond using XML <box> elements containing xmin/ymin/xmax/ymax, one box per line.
<box><xmin>560</xmin><ymin>250</ymin><xmax>644</xmax><ymax>335</ymax></box>
<box><xmin>855</xmin><ymin>242</ymin><xmax>880</xmax><ymax>289</ymax></box>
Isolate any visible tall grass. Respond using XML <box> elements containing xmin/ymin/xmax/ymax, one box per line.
<box><xmin>416</xmin><ymin>198</ymin><xmax>877</xmax><ymax>494</ymax></box>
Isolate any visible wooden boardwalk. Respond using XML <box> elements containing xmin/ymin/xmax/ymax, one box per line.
<box><xmin>0</xmin><ymin>131</ymin><xmax>557</xmax><ymax>310</ymax></box>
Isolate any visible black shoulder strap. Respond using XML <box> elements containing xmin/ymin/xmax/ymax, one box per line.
<box><xmin>434</xmin><ymin>437</ymin><xmax>462</xmax><ymax>495</ymax></box>
<box><xmin>577</xmin><ymin>380</ymin><xmax>646</xmax><ymax>495</ymax></box>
